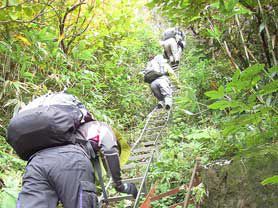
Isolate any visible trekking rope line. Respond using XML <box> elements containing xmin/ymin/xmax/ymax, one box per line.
<box><xmin>99</xmin><ymin>63</ymin><xmax>181</xmax><ymax>208</ymax></box>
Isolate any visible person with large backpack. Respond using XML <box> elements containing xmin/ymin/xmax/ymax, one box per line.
<box><xmin>142</xmin><ymin>55</ymin><xmax>179</xmax><ymax>110</ymax></box>
<box><xmin>160</xmin><ymin>27</ymin><xmax>185</xmax><ymax>64</ymax></box>
<box><xmin>6</xmin><ymin>92</ymin><xmax>137</xmax><ymax>208</ymax></box>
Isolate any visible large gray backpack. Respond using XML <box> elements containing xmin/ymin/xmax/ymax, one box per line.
<box><xmin>163</xmin><ymin>27</ymin><xmax>185</xmax><ymax>41</ymax></box>
<box><xmin>163</xmin><ymin>28</ymin><xmax>177</xmax><ymax>40</ymax></box>
<box><xmin>7</xmin><ymin>92</ymin><xmax>93</xmax><ymax>160</ymax></box>
<box><xmin>143</xmin><ymin>56</ymin><xmax>166</xmax><ymax>83</ymax></box>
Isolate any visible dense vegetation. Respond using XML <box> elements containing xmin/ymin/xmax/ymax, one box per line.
<box><xmin>148</xmin><ymin>0</ymin><xmax>277</xmax><ymax>206</ymax></box>
<box><xmin>0</xmin><ymin>0</ymin><xmax>277</xmax><ymax>207</ymax></box>
<box><xmin>0</xmin><ymin>0</ymin><xmax>161</xmax><ymax>206</ymax></box>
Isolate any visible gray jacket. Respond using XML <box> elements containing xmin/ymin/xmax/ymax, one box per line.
<box><xmin>77</xmin><ymin>121</ymin><xmax>124</xmax><ymax>190</ymax></box>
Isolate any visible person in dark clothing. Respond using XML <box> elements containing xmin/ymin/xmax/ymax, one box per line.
<box><xmin>17</xmin><ymin>121</ymin><xmax>137</xmax><ymax>208</ymax></box>
<box><xmin>17</xmin><ymin>145</ymin><xmax>97</xmax><ymax>208</ymax></box>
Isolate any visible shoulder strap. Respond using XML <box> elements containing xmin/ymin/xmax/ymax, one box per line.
<box><xmin>75</xmin><ymin>138</ymin><xmax>96</xmax><ymax>159</ymax></box>
<box><xmin>75</xmin><ymin>137</ymin><xmax>108</xmax><ymax>205</ymax></box>
<box><xmin>93</xmin><ymin>158</ymin><xmax>108</xmax><ymax>205</ymax></box>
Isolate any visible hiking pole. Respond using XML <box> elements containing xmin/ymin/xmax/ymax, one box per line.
<box><xmin>183</xmin><ymin>158</ymin><xmax>200</xmax><ymax>208</ymax></box>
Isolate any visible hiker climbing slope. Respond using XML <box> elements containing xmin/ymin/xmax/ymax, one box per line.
<box><xmin>142</xmin><ymin>55</ymin><xmax>179</xmax><ymax>110</ymax></box>
<box><xmin>160</xmin><ymin>27</ymin><xmax>185</xmax><ymax>65</ymax></box>
<box><xmin>6</xmin><ymin>92</ymin><xmax>137</xmax><ymax>208</ymax></box>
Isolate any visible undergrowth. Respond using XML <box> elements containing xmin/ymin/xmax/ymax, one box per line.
<box><xmin>149</xmin><ymin>36</ymin><xmax>277</xmax><ymax>207</ymax></box>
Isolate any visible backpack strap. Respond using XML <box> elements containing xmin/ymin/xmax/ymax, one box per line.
<box><xmin>75</xmin><ymin>137</ymin><xmax>108</xmax><ymax>205</ymax></box>
<box><xmin>75</xmin><ymin>137</ymin><xmax>96</xmax><ymax>158</ymax></box>
<box><xmin>93</xmin><ymin>158</ymin><xmax>109</xmax><ymax>205</ymax></box>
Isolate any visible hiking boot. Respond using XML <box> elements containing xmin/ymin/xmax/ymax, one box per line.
<box><xmin>165</xmin><ymin>104</ymin><xmax>171</xmax><ymax>110</ymax></box>
<box><xmin>164</xmin><ymin>97</ymin><xmax>172</xmax><ymax>110</ymax></box>
<box><xmin>157</xmin><ymin>101</ymin><xmax>164</xmax><ymax>109</ymax></box>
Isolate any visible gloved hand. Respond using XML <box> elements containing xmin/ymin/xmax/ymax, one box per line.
<box><xmin>116</xmin><ymin>183</ymin><xmax>138</xmax><ymax>199</ymax></box>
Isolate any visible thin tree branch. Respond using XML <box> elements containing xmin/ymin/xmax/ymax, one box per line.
<box><xmin>223</xmin><ymin>40</ymin><xmax>240</xmax><ymax>70</ymax></box>
<box><xmin>257</xmin><ymin>0</ymin><xmax>277</xmax><ymax>66</ymax></box>
<box><xmin>61</xmin><ymin>1</ymin><xmax>86</xmax><ymax>32</ymax></box>
<box><xmin>65</xmin><ymin>15</ymin><xmax>94</xmax><ymax>53</ymax></box>
<box><xmin>59</xmin><ymin>0</ymin><xmax>86</xmax><ymax>53</ymax></box>
<box><xmin>235</xmin><ymin>14</ymin><xmax>250</xmax><ymax>65</ymax></box>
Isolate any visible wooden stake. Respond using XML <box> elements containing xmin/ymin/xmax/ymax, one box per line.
<box><xmin>183</xmin><ymin>159</ymin><xmax>200</xmax><ymax>208</ymax></box>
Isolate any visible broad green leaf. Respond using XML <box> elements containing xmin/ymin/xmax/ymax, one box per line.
<box><xmin>189</xmin><ymin>15</ymin><xmax>201</xmax><ymax>22</ymax></box>
<box><xmin>240</xmin><ymin>64</ymin><xmax>264</xmax><ymax>80</ymax></box>
<box><xmin>261</xmin><ymin>175</ymin><xmax>278</xmax><ymax>185</ymax></box>
<box><xmin>209</xmin><ymin>100</ymin><xmax>246</xmax><ymax>111</ymax></box>
<box><xmin>9</xmin><ymin>0</ymin><xmax>19</xmax><ymax>5</ymax></box>
<box><xmin>258</xmin><ymin>80</ymin><xmax>278</xmax><ymax>96</ymax></box>
<box><xmin>187</xmin><ymin>131</ymin><xmax>211</xmax><ymax>139</ymax></box>
<box><xmin>219</xmin><ymin>0</ymin><xmax>226</xmax><ymax>13</ymax></box>
<box><xmin>23</xmin><ymin>7</ymin><xmax>34</xmax><ymax>16</ymax></box>
<box><xmin>146</xmin><ymin>1</ymin><xmax>157</xmax><ymax>8</ymax></box>
<box><xmin>232</xmin><ymin>69</ymin><xmax>241</xmax><ymax>81</ymax></box>
<box><xmin>0</xmin><ymin>174</ymin><xmax>21</xmax><ymax>208</ymax></box>
<box><xmin>226</xmin><ymin>0</ymin><xmax>238</xmax><ymax>12</ymax></box>
<box><xmin>269</xmin><ymin>66</ymin><xmax>278</xmax><ymax>74</ymax></box>
<box><xmin>235</xmin><ymin>4</ymin><xmax>252</xmax><ymax>15</ymax></box>
<box><xmin>251</xmin><ymin>75</ymin><xmax>261</xmax><ymax>86</ymax></box>
<box><xmin>208</xmin><ymin>100</ymin><xmax>230</xmax><ymax>110</ymax></box>
<box><xmin>205</xmin><ymin>86</ymin><xmax>224</xmax><ymax>99</ymax></box>
<box><xmin>9</xmin><ymin>11</ymin><xmax>19</xmax><ymax>20</ymax></box>
<box><xmin>206</xmin><ymin>26</ymin><xmax>222</xmax><ymax>40</ymax></box>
